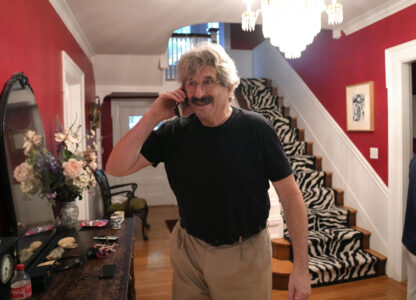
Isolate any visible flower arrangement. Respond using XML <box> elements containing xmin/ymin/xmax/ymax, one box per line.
<box><xmin>13</xmin><ymin>123</ymin><xmax>97</xmax><ymax>215</ymax></box>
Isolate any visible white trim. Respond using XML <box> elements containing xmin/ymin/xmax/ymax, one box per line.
<box><xmin>334</xmin><ymin>0</ymin><xmax>416</xmax><ymax>36</ymax></box>
<box><xmin>385</xmin><ymin>38</ymin><xmax>416</xmax><ymax>282</ymax></box>
<box><xmin>49</xmin><ymin>0</ymin><xmax>94</xmax><ymax>59</ymax></box>
<box><xmin>62</xmin><ymin>51</ymin><xmax>90</xmax><ymax>220</ymax></box>
<box><xmin>253</xmin><ymin>40</ymin><xmax>389</xmax><ymax>260</ymax></box>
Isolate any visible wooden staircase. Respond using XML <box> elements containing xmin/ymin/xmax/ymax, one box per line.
<box><xmin>234</xmin><ymin>78</ymin><xmax>387</xmax><ymax>290</ymax></box>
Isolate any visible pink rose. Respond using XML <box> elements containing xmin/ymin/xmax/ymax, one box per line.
<box><xmin>63</xmin><ymin>158</ymin><xmax>84</xmax><ymax>178</ymax></box>
<box><xmin>14</xmin><ymin>162</ymin><xmax>32</xmax><ymax>182</ymax></box>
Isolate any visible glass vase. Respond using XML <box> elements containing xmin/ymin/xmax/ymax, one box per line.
<box><xmin>58</xmin><ymin>201</ymin><xmax>79</xmax><ymax>229</ymax></box>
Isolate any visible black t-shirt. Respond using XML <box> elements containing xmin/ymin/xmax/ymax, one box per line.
<box><xmin>141</xmin><ymin>107</ymin><xmax>292</xmax><ymax>244</ymax></box>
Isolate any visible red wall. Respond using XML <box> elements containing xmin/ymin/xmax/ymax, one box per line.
<box><xmin>230</xmin><ymin>23</ymin><xmax>264</xmax><ymax>50</ymax></box>
<box><xmin>286</xmin><ymin>4</ymin><xmax>416</xmax><ymax>185</ymax></box>
<box><xmin>0</xmin><ymin>0</ymin><xmax>95</xmax><ymax>150</ymax></box>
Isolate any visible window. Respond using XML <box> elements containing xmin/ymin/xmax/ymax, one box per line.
<box><xmin>129</xmin><ymin>116</ymin><xmax>162</xmax><ymax>130</ymax></box>
<box><xmin>174</xmin><ymin>26</ymin><xmax>191</xmax><ymax>34</ymax></box>
<box><xmin>165</xmin><ymin>23</ymin><xmax>224</xmax><ymax>81</ymax></box>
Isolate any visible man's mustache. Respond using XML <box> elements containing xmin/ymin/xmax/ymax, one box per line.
<box><xmin>190</xmin><ymin>96</ymin><xmax>213</xmax><ymax>106</ymax></box>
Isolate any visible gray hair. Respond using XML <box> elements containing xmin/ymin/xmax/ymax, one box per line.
<box><xmin>177</xmin><ymin>42</ymin><xmax>240</xmax><ymax>94</ymax></box>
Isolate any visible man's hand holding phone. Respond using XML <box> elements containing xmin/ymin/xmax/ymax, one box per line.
<box><xmin>147</xmin><ymin>85</ymin><xmax>188</xmax><ymax>122</ymax></box>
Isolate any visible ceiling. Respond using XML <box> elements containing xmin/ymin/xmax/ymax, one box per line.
<box><xmin>58</xmin><ymin>0</ymin><xmax>414</xmax><ymax>57</ymax></box>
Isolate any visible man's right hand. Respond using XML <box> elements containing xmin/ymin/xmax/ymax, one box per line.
<box><xmin>105</xmin><ymin>86</ymin><xmax>188</xmax><ymax>177</ymax></box>
<box><xmin>148</xmin><ymin>87</ymin><xmax>188</xmax><ymax>122</ymax></box>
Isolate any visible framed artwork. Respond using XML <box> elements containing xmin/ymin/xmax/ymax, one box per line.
<box><xmin>346</xmin><ymin>81</ymin><xmax>374</xmax><ymax>131</ymax></box>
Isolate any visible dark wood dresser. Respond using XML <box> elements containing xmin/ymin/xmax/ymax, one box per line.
<box><xmin>33</xmin><ymin>217</ymin><xmax>136</xmax><ymax>300</ymax></box>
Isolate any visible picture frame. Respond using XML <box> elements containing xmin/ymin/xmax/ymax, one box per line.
<box><xmin>346</xmin><ymin>81</ymin><xmax>374</xmax><ymax>132</ymax></box>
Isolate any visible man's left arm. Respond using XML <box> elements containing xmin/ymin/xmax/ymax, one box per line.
<box><xmin>272</xmin><ymin>174</ymin><xmax>311</xmax><ymax>300</ymax></box>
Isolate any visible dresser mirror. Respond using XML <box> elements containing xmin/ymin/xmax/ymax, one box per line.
<box><xmin>0</xmin><ymin>73</ymin><xmax>57</xmax><ymax>267</ymax></box>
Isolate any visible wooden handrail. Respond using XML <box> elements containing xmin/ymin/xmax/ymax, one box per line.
<box><xmin>171</xmin><ymin>33</ymin><xmax>211</xmax><ymax>38</ymax></box>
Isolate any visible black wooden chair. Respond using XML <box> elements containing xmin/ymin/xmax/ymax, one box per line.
<box><xmin>94</xmin><ymin>169</ymin><xmax>150</xmax><ymax>240</ymax></box>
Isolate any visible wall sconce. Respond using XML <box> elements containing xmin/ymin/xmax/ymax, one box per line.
<box><xmin>89</xmin><ymin>96</ymin><xmax>101</xmax><ymax>131</ymax></box>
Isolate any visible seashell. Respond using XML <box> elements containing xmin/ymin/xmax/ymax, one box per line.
<box><xmin>37</xmin><ymin>260</ymin><xmax>55</xmax><ymax>267</ymax></box>
<box><xmin>61</xmin><ymin>242</ymin><xmax>79</xmax><ymax>249</ymax></box>
<box><xmin>30</xmin><ymin>241</ymin><xmax>42</xmax><ymax>251</ymax></box>
<box><xmin>46</xmin><ymin>247</ymin><xmax>65</xmax><ymax>261</ymax></box>
<box><xmin>58</xmin><ymin>237</ymin><xmax>76</xmax><ymax>247</ymax></box>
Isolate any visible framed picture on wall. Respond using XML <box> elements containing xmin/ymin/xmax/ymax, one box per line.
<box><xmin>346</xmin><ymin>81</ymin><xmax>374</xmax><ymax>131</ymax></box>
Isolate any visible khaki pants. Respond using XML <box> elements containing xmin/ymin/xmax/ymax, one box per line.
<box><xmin>170</xmin><ymin>223</ymin><xmax>272</xmax><ymax>300</ymax></box>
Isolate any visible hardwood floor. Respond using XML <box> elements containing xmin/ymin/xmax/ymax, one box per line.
<box><xmin>133</xmin><ymin>206</ymin><xmax>407</xmax><ymax>300</ymax></box>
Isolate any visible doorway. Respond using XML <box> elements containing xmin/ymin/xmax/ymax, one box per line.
<box><xmin>111</xmin><ymin>99</ymin><xmax>176</xmax><ymax>206</ymax></box>
<box><xmin>62</xmin><ymin>51</ymin><xmax>91</xmax><ymax>220</ymax></box>
<box><xmin>385</xmin><ymin>39</ymin><xmax>416</xmax><ymax>281</ymax></box>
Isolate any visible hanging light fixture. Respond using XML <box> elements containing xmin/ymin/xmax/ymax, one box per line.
<box><xmin>242</xmin><ymin>0</ymin><xmax>343</xmax><ymax>59</ymax></box>
<box><xmin>326</xmin><ymin>0</ymin><xmax>343</xmax><ymax>25</ymax></box>
<box><xmin>242</xmin><ymin>0</ymin><xmax>259</xmax><ymax>31</ymax></box>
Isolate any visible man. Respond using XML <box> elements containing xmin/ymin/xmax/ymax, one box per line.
<box><xmin>106</xmin><ymin>43</ymin><xmax>310</xmax><ymax>300</ymax></box>
<box><xmin>403</xmin><ymin>156</ymin><xmax>416</xmax><ymax>300</ymax></box>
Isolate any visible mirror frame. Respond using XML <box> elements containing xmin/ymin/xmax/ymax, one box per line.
<box><xmin>0</xmin><ymin>72</ymin><xmax>34</xmax><ymax>236</ymax></box>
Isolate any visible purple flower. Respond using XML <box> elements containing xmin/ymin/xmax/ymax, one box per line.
<box><xmin>35</xmin><ymin>153</ymin><xmax>62</xmax><ymax>176</ymax></box>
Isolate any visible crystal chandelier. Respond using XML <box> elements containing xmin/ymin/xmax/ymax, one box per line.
<box><xmin>241</xmin><ymin>0</ymin><xmax>343</xmax><ymax>59</ymax></box>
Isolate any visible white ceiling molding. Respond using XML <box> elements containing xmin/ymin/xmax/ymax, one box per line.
<box><xmin>334</xmin><ymin>0</ymin><xmax>416</xmax><ymax>36</ymax></box>
<box><xmin>49</xmin><ymin>0</ymin><xmax>94</xmax><ymax>59</ymax></box>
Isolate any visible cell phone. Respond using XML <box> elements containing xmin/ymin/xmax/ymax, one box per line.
<box><xmin>174</xmin><ymin>85</ymin><xmax>188</xmax><ymax>118</ymax></box>
<box><xmin>174</xmin><ymin>99</ymin><xmax>188</xmax><ymax>118</ymax></box>
<box><xmin>99</xmin><ymin>264</ymin><xmax>117</xmax><ymax>278</ymax></box>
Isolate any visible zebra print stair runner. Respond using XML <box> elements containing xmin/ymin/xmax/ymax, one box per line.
<box><xmin>237</xmin><ymin>78</ymin><xmax>379</xmax><ymax>287</ymax></box>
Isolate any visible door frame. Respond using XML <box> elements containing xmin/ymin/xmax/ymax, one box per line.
<box><xmin>385</xmin><ymin>38</ymin><xmax>416</xmax><ymax>281</ymax></box>
<box><xmin>61</xmin><ymin>51</ymin><xmax>89</xmax><ymax>220</ymax></box>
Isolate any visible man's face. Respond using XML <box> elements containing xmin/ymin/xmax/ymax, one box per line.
<box><xmin>184</xmin><ymin>66</ymin><xmax>232</xmax><ymax>124</ymax></box>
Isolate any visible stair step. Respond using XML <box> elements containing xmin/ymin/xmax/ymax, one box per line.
<box><xmin>278</xmin><ymin>127</ymin><xmax>300</xmax><ymax>144</ymax></box>
<box><xmin>272</xmin><ymin>247</ymin><xmax>380</xmax><ymax>290</ymax></box>
<box><xmin>325</xmin><ymin>172</ymin><xmax>332</xmax><ymax>188</ymax></box>
<box><xmin>284</xmin><ymin>106</ymin><xmax>290</xmax><ymax>117</ymax></box>
<box><xmin>352</xmin><ymin>226</ymin><xmax>371</xmax><ymax>249</ymax></box>
<box><xmin>302</xmin><ymin>187</ymin><xmax>338</xmax><ymax>210</ymax></box>
<box><xmin>306</xmin><ymin>142</ymin><xmax>313</xmax><ymax>155</ymax></box>
<box><xmin>288</xmin><ymin>155</ymin><xmax>322</xmax><ymax>172</ymax></box>
<box><xmin>284</xmin><ymin>141</ymin><xmax>310</xmax><ymax>156</ymax></box>
<box><xmin>365</xmin><ymin>248</ymin><xmax>387</xmax><ymax>275</ymax></box>
<box><xmin>272</xmin><ymin>238</ymin><xmax>290</xmax><ymax>260</ymax></box>
<box><xmin>340</xmin><ymin>205</ymin><xmax>357</xmax><ymax>227</ymax></box>
<box><xmin>296</xmin><ymin>170</ymin><xmax>331</xmax><ymax>192</ymax></box>
<box><xmin>275</xmin><ymin>227</ymin><xmax>364</xmax><ymax>263</ymax></box>
<box><xmin>298</xmin><ymin>129</ymin><xmax>304</xmax><ymax>141</ymax></box>
<box><xmin>315</xmin><ymin>156</ymin><xmax>322</xmax><ymax>171</ymax></box>
<box><xmin>275</xmin><ymin>226</ymin><xmax>373</xmax><ymax>263</ymax></box>
<box><xmin>307</xmin><ymin>207</ymin><xmax>349</xmax><ymax>231</ymax></box>
<box><xmin>333</xmin><ymin>187</ymin><xmax>344</xmax><ymax>206</ymax></box>
<box><xmin>277</xmin><ymin>95</ymin><xmax>284</xmax><ymax>106</ymax></box>
<box><xmin>272</xmin><ymin>258</ymin><xmax>292</xmax><ymax>290</ymax></box>
<box><xmin>289</xmin><ymin>155</ymin><xmax>321</xmax><ymax>173</ymax></box>
<box><xmin>290</xmin><ymin>116</ymin><xmax>297</xmax><ymax>128</ymax></box>
<box><xmin>308</xmin><ymin>250</ymin><xmax>379</xmax><ymax>287</ymax></box>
